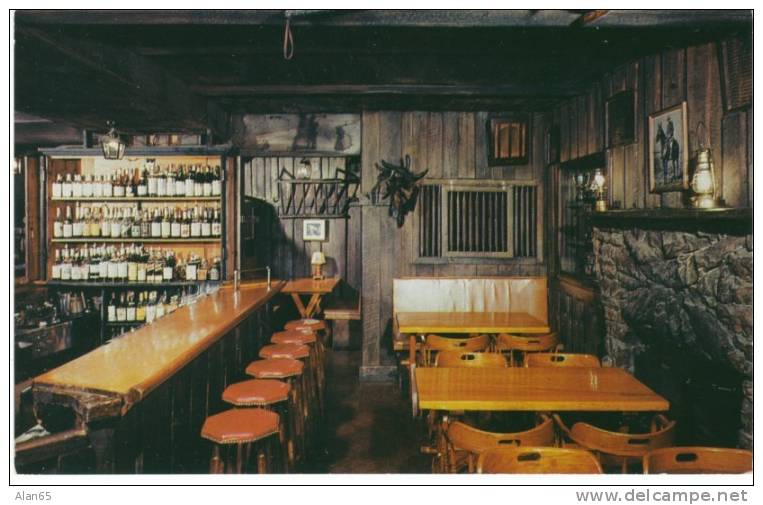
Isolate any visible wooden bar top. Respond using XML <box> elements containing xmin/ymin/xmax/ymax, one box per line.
<box><xmin>396</xmin><ymin>311</ymin><xmax>551</xmax><ymax>335</ymax></box>
<box><xmin>415</xmin><ymin>367</ymin><xmax>669</xmax><ymax>412</ymax></box>
<box><xmin>33</xmin><ymin>281</ymin><xmax>284</xmax><ymax>410</ymax></box>
<box><xmin>282</xmin><ymin>277</ymin><xmax>340</xmax><ymax>294</ymax></box>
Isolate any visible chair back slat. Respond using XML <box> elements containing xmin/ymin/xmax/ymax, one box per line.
<box><xmin>644</xmin><ymin>447</ymin><xmax>753</xmax><ymax>474</ymax></box>
<box><xmin>477</xmin><ymin>447</ymin><xmax>603</xmax><ymax>474</ymax></box>
<box><xmin>524</xmin><ymin>353</ymin><xmax>601</xmax><ymax>368</ymax></box>
<box><xmin>435</xmin><ymin>351</ymin><xmax>507</xmax><ymax>369</ymax></box>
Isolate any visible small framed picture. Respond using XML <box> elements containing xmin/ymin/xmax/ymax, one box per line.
<box><xmin>648</xmin><ymin>102</ymin><xmax>689</xmax><ymax>193</ymax></box>
<box><xmin>606</xmin><ymin>90</ymin><xmax>635</xmax><ymax>148</ymax></box>
<box><xmin>303</xmin><ymin>219</ymin><xmax>326</xmax><ymax>241</ymax></box>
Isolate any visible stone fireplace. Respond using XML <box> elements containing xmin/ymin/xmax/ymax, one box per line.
<box><xmin>592</xmin><ymin>220</ymin><xmax>752</xmax><ymax>449</ymax></box>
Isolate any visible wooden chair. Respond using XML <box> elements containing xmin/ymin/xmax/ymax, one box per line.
<box><xmin>477</xmin><ymin>447</ymin><xmax>603</xmax><ymax>474</ymax></box>
<box><xmin>643</xmin><ymin>447</ymin><xmax>753</xmax><ymax>474</ymax></box>
<box><xmin>444</xmin><ymin>415</ymin><xmax>555</xmax><ymax>473</ymax></box>
<box><xmin>435</xmin><ymin>350</ymin><xmax>508</xmax><ymax>369</ymax></box>
<box><xmin>494</xmin><ymin>332</ymin><xmax>560</xmax><ymax>366</ymax></box>
<box><xmin>420</xmin><ymin>334</ymin><xmax>490</xmax><ymax>367</ymax></box>
<box><xmin>524</xmin><ymin>352</ymin><xmax>601</xmax><ymax>368</ymax></box>
<box><xmin>563</xmin><ymin>414</ymin><xmax>676</xmax><ymax>473</ymax></box>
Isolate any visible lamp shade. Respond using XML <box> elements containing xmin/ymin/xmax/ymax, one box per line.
<box><xmin>311</xmin><ymin>251</ymin><xmax>326</xmax><ymax>265</ymax></box>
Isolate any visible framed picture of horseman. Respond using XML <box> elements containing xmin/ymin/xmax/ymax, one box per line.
<box><xmin>648</xmin><ymin>102</ymin><xmax>689</xmax><ymax>192</ymax></box>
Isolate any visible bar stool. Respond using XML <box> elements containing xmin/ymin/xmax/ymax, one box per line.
<box><xmin>200</xmin><ymin>408</ymin><xmax>280</xmax><ymax>473</ymax></box>
<box><xmin>271</xmin><ymin>330</ymin><xmax>324</xmax><ymax>410</ymax></box>
<box><xmin>221</xmin><ymin>379</ymin><xmax>291</xmax><ymax>471</ymax></box>
<box><xmin>258</xmin><ymin>343</ymin><xmax>318</xmax><ymax>435</ymax></box>
<box><xmin>246</xmin><ymin>358</ymin><xmax>308</xmax><ymax>465</ymax></box>
<box><xmin>284</xmin><ymin>319</ymin><xmax>328</xmax><ymax>391</ymax></box>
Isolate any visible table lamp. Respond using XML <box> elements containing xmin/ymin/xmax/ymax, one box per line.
<box><xmin>311</xmin><ymin>251</ymin><xmax>326</xmax><ymax>280</ymax></box>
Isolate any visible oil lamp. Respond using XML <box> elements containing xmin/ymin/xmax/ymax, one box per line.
<box><xmin>690</xmin><ymin>123</ymin><xmax>718</xmax><ymax>209</ymax></box>
<box><xmin>311</xmin><ymin>251</ymin><xmax>326</xmax><ymax>280</ymax></box>
<box><xmin>100</xmin><ymin>121</ymin><xmax>126</xmax><ymax>160</ymax></box>
<box><xmin>590</xmin><ymin>168</ymin><xmax>608</xmax><ymax>212</ymax></box>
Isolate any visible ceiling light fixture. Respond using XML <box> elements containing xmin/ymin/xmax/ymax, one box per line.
<box><xmin>100</xmin><ymin>121</ymin><xmax>126</xmax><ymax>160</ymax></box>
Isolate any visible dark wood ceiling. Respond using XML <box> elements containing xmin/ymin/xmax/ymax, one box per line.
<box><xmin>14</xmin><ymin>9</ymin><xmax>752</xmax><ymax>137</ymax></box>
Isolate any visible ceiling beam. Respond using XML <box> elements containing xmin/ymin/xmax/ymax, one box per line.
<box><xmin>15</xmin><ymin>26</ymin><xmax>230</xmax><ymax>137</ymax></box>
<box><xmin>572</xmin><ymin>10</ymin><xmax>610</xmax><ymax>28</ymax></box>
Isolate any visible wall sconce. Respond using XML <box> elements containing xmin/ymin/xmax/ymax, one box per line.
<box><xmin>690</xmin><ymin>123</ymin><xmax>719</xmax><ymax>209</ymax></box>
<box><xmin>590</xmin><ymin>168</ymin><xmax>608</xmax><ymax>212</ymax></box>
<box><xmin>311</xmin><ymin>251</ymin><xmax>326</xmax><ymax>280</ymax></box>
<box><xmin>100</xmin><ymin>121</ymin><xmax>126</xmax><ymax>160</ymax></box>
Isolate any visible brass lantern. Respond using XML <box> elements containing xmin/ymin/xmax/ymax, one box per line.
<box><xmin>690</xmin><ymin>123</ymin><xmax>718</xmax><ymax>209</ymax></box>
<box><xmin>590</xmin><ymin>168</ymin><xmax>608</xmax><ymax>212</ymax></box>
<box><xmin>100</xmin><ymin>121</ymin><xmax>126</xmax><ymax>160</ymax></box>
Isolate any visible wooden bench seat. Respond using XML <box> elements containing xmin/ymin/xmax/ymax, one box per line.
<box><xmin>324</xmin><ymin>291</ymin><xmax>361</xmax><ymax>321</ymax></box>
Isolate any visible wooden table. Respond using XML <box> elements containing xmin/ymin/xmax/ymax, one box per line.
<box><xmin>415</xmin><ymin>367</ymin><xmax>669</xmax><ymax>412</ymax></box>
<box><xmin>283</xmin><ymin>277</ymin><xmax>340</xmax><ymax>318</ymax></box>
<box><xmin>396</xmin><ymin>311</ymin><xmax>551</xmax><ymax>416</ymax></box>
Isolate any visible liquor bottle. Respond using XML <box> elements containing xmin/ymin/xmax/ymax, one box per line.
<box><xmin>211</xmin><ymin>165</ymin><xmax>222</xmax><ymax>196</ymax></box>
<box><xmin>185</xmin><ymin>165</ymin><xmax>195</xmax><ymax>197</ymax></box>
<box><xmin>103</xmin><ymin>173</ymin><xmax>113</xmax><ymax>197</ymax></box>
<box><xmin>175</xmin><ymin>165</ymin><xmax>186</xmax><ymax>196</ymax></box>
<box><xmin>157</xmin><ymin>165</ymin><xmax>167</xmax><ymax>197</ymax></box>
<box><xmin>171</xmin><ymin>208</ymin><xmax>181</xmax><ymax>238</ymax></box>
<box><xmin>163</xmin><ymin>251</ymin><xmax>176</xmax><ymax>282</ymax></box>
<box><xmin>148</xmin><ymin>164</ymin><xmax>158</xmax><ymax>196</ymax></box>
<box><xmin>211</xmin><ymin>206</ymin><xmax>222</xmax><ymax>237</ymax></box>
<box><xmin>190</xmin><ymin>206</ymin><xmax>201</xmax><ymax>237</ymax></box>
<box><xmin>51</xmin><ymin>249</ymin><xmax>62</xmax><ymax>279</ymax></box>
<box><xmin>89</xmin><ymin>245</ymin><xmax>101</xmax><ymax>281</ymax></box>
<box><xmin>197</xmin><ymin>258</ymin><xmax>208</xmax><ymax>281</ymax></box>
<box><xmin>155</xmin><ymin>291</ymin><xmax>166</xmax><ymax>319</ymax></box>
<box><xmin>116</xmin><ymin>293</ymin><xmax>127</xmax><ymax>322</ymax></box>
<box><xmin>72</xmin><ymin>174</ymin><xmax>82</xmax><ymax>198</ymax></box>
<box><xmin>60</xmin><ymin>246</ymin><xmax>72</xmax><ymax>281</ymax></box>
<box><xmin>89</xmin><ymin>207</ymin><xmax>101</xmax><ymax>237</ymax></box>
<box><xmin>166</xmin><ymin>165</ymin><xmax>176</xmax><ymax>197</ymax></box>
<box><xmin>107</xmin><ymin>293</ymin><xmax>117</xmax><ymax>322</ymax></box>
<box><xmin>99</xmin><ymin>207</ymin><xmax>109</xmax><ymax>238</ymax></box>
<box><xmin>62</xmin><ymin>174</ymin><xmax>73</xmax><ymax>198</ymax></box>
<box><xmin>161</xmin><ymin>208</ymin><xmax>171</xmax><ymax>238</ymax></box>
<box><xmin>126</xmin><ymin>246</ymin><xmax>137</xmax><ymax>282</ymax></box>
<box><xmin>151</xmin><ymin>209</ymin><xmax>162</xmax><ymax>238</ymax></box>
<box><xmin>110</xmin><ymin>207</ymin><xmax>122</xmax><ymax>238</ymax></box>
<box><xmin>82</xmin><ymin>174</ymin><xmax>93</xmax><ymax>198</ymax></box>
<box><xmin>185</xmin><ymin>253</ymin><xmax>199</xmax><ymax>281</ymax></box>
<box><xmin>80</xmin><ymin>206</ymin><xmax>90</xmax><ymax>238</ymax></box>
<box><xmin>137</xmin><ymin>166</ymin><xmax>148</xmax><ymax>197</ymax></box>
<box><xmin>117</xmin><ymin>246</ymin><xmax>128</xmax><ymax>282</ymax></box>
<box><xmin>136</xmin><ymin>292</ymin><xmax>147</xmax><ymax>322</ymax></box>
<box><xmin>112</xmin><ymin>170</ymin><xmax>125</xmax><ymax>198</ymax></box>
<box><xmin>52</xmin><ymin>174</ymin><xmax>63</xmax><ymax>199</ymax></box>
<box><xmin>203</xmin><ymin>166</ymin><xmax>213</xmax><ymax>196</ymax></box>
<box><xmin>180</xmin><ymin>209</ymin><xmax>191</xmax><ymax>238</ymax></box>
<box><xmin>53</xmin><ymin>207</ymin><xmax>63</xmax><ymax>238</ymax></box>
<box><xmin>209</xmin><ymin>257</ymin><xmax>221</xmax><ymax>281</ymax></box>
<box><xmin>72</xmin><ymin>204</ymin><xmax>82</xmax><ymax>237</ymax></box>
<box><xmin>124</xmin><ymin>169</ymin><xmax>135</xmax><ymax>198</ymax></box>
<box><xmin>62</xmin><ymin>206</ymin><xmax>73</xmax><ymax>238</ymax></box>
<box><xmin>201</xmin><ymin>206</ymin><xmax>211</xmax><ymax>237</ymax></box>
<box><xmin>107</xmin><ymin>245</ymin><xmax>119</xmax><ymax>282</ymax></box>
<box><xmin>130</xmin><ymin>207</ymin><xmax>142</xmax><ymax>238</ymax></box>
<box><xmin>126</xmin><ymin>291</ymin><xmax>136</xmax><ymax>322</ymax></box>
<box><xmin>99</xmin><ymin>244</ymin><xmax>109</xmax><ymax>280</ymax></box>
<box><xmin>193</xmin><ymin>165</ymin><xmax>203</xmax><ymax>197</ymax></box>
<box><xmin>92</xmin><ymin>174</ymin><xmax>103</xmax><ymax>198</ymax></box>
<box><xmin>145</xmin><ymin>291</ymin><xmax>157</xmax><ymax>323</ymax></box>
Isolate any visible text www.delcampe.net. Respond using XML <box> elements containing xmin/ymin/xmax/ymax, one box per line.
<box><xmin>575</xmin><ymin>488</ymin><xmax>750</xmax><ymax>504</ymax></box>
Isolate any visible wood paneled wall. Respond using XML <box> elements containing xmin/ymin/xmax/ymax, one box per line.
<box><xmin>553</xmin><ymin>37</ymin><xmax>751</xmax><ymax>209</ymax></box>
<box><xmin>360</xmin><ymin>110</ymin><xmax>547</xmax><ymax>377</ymax></box>
<box><xmin>243</xmin><ymin>111</ymin><xmax>547</xmax><ymax>373</ymax></box>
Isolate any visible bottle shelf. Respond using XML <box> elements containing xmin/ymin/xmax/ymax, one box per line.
<box><xmin>51</xmin><ymin>237</ymin><xmax>221</xmax><ymax>244</ymax></box>
<box><xmin>45</xmin><ymin>280</ymin><xmax>218</xmax><ymax>288</ymax></box>
<box><xmin>51</xmin><ymin>196</ymin><xmax>221</xmax><ymax>202</ymax></box>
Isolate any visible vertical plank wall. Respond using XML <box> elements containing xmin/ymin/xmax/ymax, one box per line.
<box><xmin>241</xmin><ymin>111</ymin><xmax>547</xmax><ymax>377</ymax></box>
<box><xmin>546</xmin><ymin>37</ymin><xmax>752</xmax><ymax>356</ymax></box>
<box><xmin>360</xmin><ymin>111</ymin><xmax>547</xmax><ymax>378</ymax></box>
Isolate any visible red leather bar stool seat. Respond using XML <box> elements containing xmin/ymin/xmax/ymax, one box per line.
<box><xmin>201</xmin><ymin>409</ymin><xmax>281</xmax><ymax>473</ymax></box>
<box><xmin>259</xmin><ymin>343</ymin><xmax>310</xmax><ymax>360</ymax></box>
<box><xmin>285</xmin><ymin>318</ymin><xmax>327</xmax><ymax>333</ymax></box>
<box><xmin>271</xmin><ymin>330</ymin><xmax>317</xmax><ymax>346</ymax></box>
<box><xmin>246</xmin><ymin>358</ymin><xmax>304</xmax><ymax>379</ymax></box>
<box><xmin>222</xmin><ymin>379</ymin><xmax>291</xmax><ymax>407</ymax></box>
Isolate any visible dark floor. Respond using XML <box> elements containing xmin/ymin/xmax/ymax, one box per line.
<box><xmin>305</xmin><ymin>350</ymin><xmax>430</xmax><ymax>473</ymax></box>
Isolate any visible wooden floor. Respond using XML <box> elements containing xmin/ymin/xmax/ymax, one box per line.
<box><xmin>305</xmin><ymin>350</ymin><xmax>429</xmax><ymax>473</ymax></box>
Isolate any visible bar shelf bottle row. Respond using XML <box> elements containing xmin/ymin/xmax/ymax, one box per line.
<box><xmin>52</xmin><ymin>203</ymin><xmax>222</xmax><ymax>240</ymax></box>
<box><xmin>50</xmin><ymin>244</ymin><xmax>222</xmax><ymax>283</ymax></box>
<box><xmin>51</xmin><ymin>163</ymin><xmax>222</xmax><ymax>200</ymax></box>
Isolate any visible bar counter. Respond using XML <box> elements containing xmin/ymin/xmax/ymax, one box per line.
<box><xmin>27</xmin><ymin>280</ymin><xmax>285</xmax><ymax>473</ymax></box>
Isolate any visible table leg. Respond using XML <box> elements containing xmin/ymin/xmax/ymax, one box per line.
<box><xmin>290</xmin><ymin>293</ymin><xmax>309</xmax><ymax>318</ymax></box>
<box><xmin>409</xmin><ymin>333</ymin><xmax>421</xmax><ymax>418</ymax></box>
<box><xmin>304</xmin><ymin>294</ymin><xmax>322</xmax><ymax>318</ymax></box>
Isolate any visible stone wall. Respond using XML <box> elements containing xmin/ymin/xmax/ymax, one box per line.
<box><xmin>593</xmin><ymin>227</ymin><xmax>752</xmax><ymax>448</ymax></box>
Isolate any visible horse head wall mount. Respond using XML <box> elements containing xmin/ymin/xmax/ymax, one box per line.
<box><xmin>367</xmin><ymin>155</ymin><xmax>428</xmax><ymax>228</ymax></box>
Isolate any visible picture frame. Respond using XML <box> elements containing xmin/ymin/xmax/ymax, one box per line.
<box><xmin>303</xmin><ymin>219</ymin><xmax>326</xmax><ymax>241</ymax></box>
<box><xmin>605</xmin><ymin>90</ymin><xmax>635</xmax><ymax>148</ymax></box>
<box><xmin>648</xmin><ymin>102</ymin><xmax>689</xmax><ymax>193</ymax></box>
<box><xmin>486</xmin><ymin>113</ymin><xmax>530</xmax><ymax>166</ymax></box>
